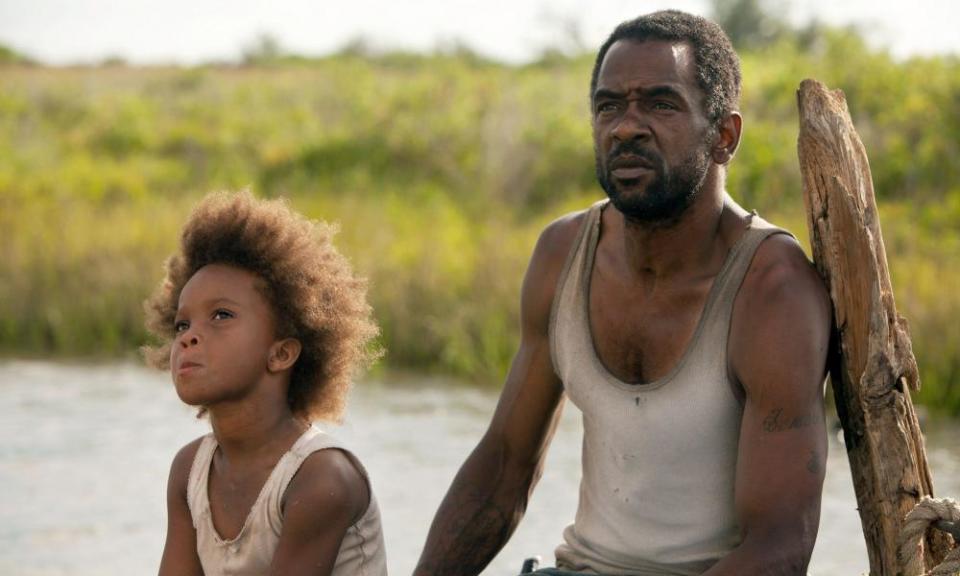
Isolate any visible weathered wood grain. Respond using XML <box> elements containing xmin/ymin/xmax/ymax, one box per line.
<box><xmin>796</xmin><ymin>79</ymin><xmax>952</xmax><ymax>575</ymax></box>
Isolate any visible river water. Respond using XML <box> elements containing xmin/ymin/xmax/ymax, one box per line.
<box><xmin>1</xmin><ymin>361</ymin><xmax>957</xmax><ymax>575</ymax></box>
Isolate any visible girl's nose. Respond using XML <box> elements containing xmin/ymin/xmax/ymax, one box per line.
<box><xmin>179</xmin><ymin>330</ymin><xmax>200</xmax><ymax>347</ymax></box>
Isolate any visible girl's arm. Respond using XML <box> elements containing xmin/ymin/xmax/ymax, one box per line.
<box><xmin>270</xmin><ymin>449</ymin><xmax>370</xmax><ymax>576</ymax></box>
<box><xmin>158</xmin><ymin>440</ymin><xmax>205</xmax><ymax>576</ymax></box>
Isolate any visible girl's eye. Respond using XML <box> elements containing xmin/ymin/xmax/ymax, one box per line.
<box><xmin>174</xmin><ymin>320</ymin><xmax>189</xmax><ymax>333</ymax></box>
<box><xmin>212</xmin><ymin>309</ymin><xmax>234</xmax><ymax>321</ymax></box>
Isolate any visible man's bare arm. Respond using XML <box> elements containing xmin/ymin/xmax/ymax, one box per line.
<box><xmin>413</xmin><ymin>215</ymin><xmax>581</xmax><ymax>576</ymax></box>
<box><xmin>703</xmin><ymin>234</ymin><xmax>832</xmax><ymax>576</ymax></box>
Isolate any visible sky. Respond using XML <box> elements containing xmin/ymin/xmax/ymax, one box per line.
<box><xmin>0</xmin><ymin>0</ymin><xmax>958</xmax><ymax>65</ymax></box>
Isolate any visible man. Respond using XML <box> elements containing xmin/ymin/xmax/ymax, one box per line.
<box><xmin>415</xmin><ymin>10</ymin><xmax>831</xmax><ymax>576</ymax></box>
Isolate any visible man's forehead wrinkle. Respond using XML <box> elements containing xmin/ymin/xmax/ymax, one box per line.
<box><xmin>597</xmin><ymin>40</ymin><xmax>694</xmax><ymax>92</ymax></box>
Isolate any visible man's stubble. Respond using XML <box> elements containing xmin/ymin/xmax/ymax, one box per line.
<box><xmin>595</xmin><ymin>140</ymin><xmax>712</xmax><ymax>226</ymax></box>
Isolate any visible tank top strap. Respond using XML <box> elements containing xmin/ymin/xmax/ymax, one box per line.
<box><xmin>555</xmin><ymin>200</ymin><xmax>606</xmax><ymax>300</ymax></box>
<box><xmin>263</xmin><ymin>426</ymin><xmax>350</xmax><ymax>533</ymax></box>
<box><xmin>186</xmin><ymin>434</ymin><xmax>218</xmax><ymax>528</ymax></box>
<box><xmin>706</xmin><ymin>211</ymin><xmax>793</xmax><ymax>322</ymax></box>
<box><xmin>549</xmin><ymin>200</ymin><xmax>606</xmax><ymax>375</ymax></box>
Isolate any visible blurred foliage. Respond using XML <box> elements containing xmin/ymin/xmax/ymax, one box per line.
<box><xmin>0</xmin><ymin>26</ymin><xmax>958</xmax><ymax>412</ymax></box>
<box><xmin>711</xmin><ymin>0</ymin><xmax>789</xmax><ymax>49</ymax></box>
<box><xmin>0</xmin><ymin>43</ymin><xmax>36</xmax><ymax>65</ymax></box>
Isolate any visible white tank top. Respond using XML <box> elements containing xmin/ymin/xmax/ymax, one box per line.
<box><xmin>186</xmin><ymin>425</ymin><xmax>388</xmax><ymax>576</ymax></box>
<box><xmin>549</xmin><ymin>200</ymin><xmax>786</xmax><ymax>575</ymax></box>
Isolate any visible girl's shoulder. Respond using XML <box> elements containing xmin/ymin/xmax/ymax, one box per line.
<box><xmin>270</xmin><ymin>434</ymin><xmax>383</xmax><ymax>574</ymax></box>
<box><xmin>281</xmin><ymin>447</ymin><xmax>371</xmax><ymax>533</ymax></box>
<box><xmin>168</xmin><ymin>435</ymin><xmax>212</xmax><ymax>496</ymax></box>
<box><xmin>283</xmin><ymin>428</ymin><xmax>372</xmax><ymax>524</ymax></box>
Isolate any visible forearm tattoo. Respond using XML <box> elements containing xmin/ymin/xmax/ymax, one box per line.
<box><xmin>416</xmin><ymin>484</ymin><xmax>517</xmax><ymax>576</ymax></box>
<box><xmin>806</xmin><ymin>449</ymin><xmax>822</xmax><ymax>475</ymax></box>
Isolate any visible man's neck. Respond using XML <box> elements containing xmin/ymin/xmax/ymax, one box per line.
<box><xmin>608</xmin><ymin>175</ymin><xmax>736</xmax><ymax>288</ymax></box>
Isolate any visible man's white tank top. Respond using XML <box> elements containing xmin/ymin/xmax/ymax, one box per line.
<box><xmin>549</xmin><ymin>200</ymin><xmax>786</xmax><ymax>575</ymax></box>
<box><xmin>186</xmin><ymin>425</ymin><xmax>387</xmax><ymax>576</ymax></box>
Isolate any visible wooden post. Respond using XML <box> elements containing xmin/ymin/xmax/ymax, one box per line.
<box><xmin>796</xmin><ymin>79</ymin><xmax>953</xmax><ymax>574</ymax></box>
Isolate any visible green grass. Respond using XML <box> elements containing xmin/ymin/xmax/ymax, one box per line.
<box><xmin>1</xmin><ymin>31</ymin><xmax>958</xmax><ymax>412</ymax></box>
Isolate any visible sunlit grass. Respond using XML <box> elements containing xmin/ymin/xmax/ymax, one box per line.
<box><xmin>1</xmin><ymin>34</ymin><xmax>958</xmax><ymax>411</ymax></box>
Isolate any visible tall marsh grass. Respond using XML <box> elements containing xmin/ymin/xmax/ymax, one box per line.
<box><xmin>1</xmin><ymin>32</ymin><xmax>958</xmax><ymax>412</ymax></box>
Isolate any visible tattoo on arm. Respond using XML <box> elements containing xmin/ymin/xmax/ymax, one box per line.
<box><xmin>761</xmin><ymin>408</ymin><xmax>814</xmax><ymax>434</ymax></box>
<box><xmin>417</xmin><ymin>484</ymin><xmax>517</xmax><ymax>576</ymax></box>
<box><xmin>444</xmin><ymin>498</ymin><xmax>512</xmax><ymax>575</ymax></box>
<box><xmin>806</xmin><ymin>449</ymin><xmax>822</xmax><ymax>475</ymax></box>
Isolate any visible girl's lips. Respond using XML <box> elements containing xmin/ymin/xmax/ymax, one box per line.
<box><xmin>177</xmin><ymin>361</ymin><xmax>203</xmax><ymax>374</ymax></box>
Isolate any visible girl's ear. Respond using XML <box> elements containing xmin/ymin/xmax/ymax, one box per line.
<box><xmin>267</xmin><ymin>338</ymin><xmax>302</xmax><ymax>373</ymax></box>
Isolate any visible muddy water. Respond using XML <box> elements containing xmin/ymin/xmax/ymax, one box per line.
<box><xmin>1</xmin><ymin>361</ymin><xmax>958</xmax><ymax>575</ymax></box>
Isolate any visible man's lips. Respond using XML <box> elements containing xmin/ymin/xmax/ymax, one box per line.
<box><xmin>611</xmin><ymin>166</ymin><xmax>651</xmax><ymax>179</ymax></box>
<box><xmin>609</xmin><ymin>154</ymin><xmax>655</xmax><ymax>180</ymax></box>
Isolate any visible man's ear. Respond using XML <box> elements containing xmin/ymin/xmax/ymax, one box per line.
<box><xmin>268</xmin><ymin>338</ymin><xmax>302</xmax><ymax>373</ymax></box>
<box><xmin>711</xmin><ymin>111</ymin><xmax>743</xmax><ymax>165</ymax></box>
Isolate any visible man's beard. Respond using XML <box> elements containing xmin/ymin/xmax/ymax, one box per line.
<box><xmin>595</xmin><ymin>141</ymin><xmax>711</xmax><ymax>225</ymax></box>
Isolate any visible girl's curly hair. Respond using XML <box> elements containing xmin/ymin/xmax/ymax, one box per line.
<box><xmin>143</xmin><ymin>191</ymin><xmax>379</xmax><ymax>422</ymax></box>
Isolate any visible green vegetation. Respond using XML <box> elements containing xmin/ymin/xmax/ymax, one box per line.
<box><xmin>0</xmin><ymin>43</ymin><xmax>35</xmax><ymax>65</ymax></box>
<box><xmin>1</xmin><ymin>29</ymin><xmax>958</xmax><ymax>412</ymax></box>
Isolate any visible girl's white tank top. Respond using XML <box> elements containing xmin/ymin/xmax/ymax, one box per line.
<box><xmin>186</xmin><ymin>425</ymin><xmax>387</xmax><ymax>576</ymax></box>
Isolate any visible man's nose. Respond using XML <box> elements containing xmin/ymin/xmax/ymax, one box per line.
<box><xmin>611</xmin><ymin>103</ymin><xmax>651</xmax><ymax>143</ymax></box>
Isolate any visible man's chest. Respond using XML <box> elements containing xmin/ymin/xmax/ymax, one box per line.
<box><xmin>588</xmin><ymin>267</ymin><xmax>713</xmax><ymax>384</ymax></box>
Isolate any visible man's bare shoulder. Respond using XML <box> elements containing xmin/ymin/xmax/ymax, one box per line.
<box><xmin>741</xmin><ymin>233</ymin><xmax>828</xmax><ymax>307</ymax></box>
<box><xmin>528</xmin><ymin>207</ymin><xmax>592</xmax><ymax>278</ymax></box>
<box><xmin>536</xmin><ymin>208</ymin><xmax>589</xmax><ymax>257</ymax></box>
<box><xmin>522</xmin><ymin>208</ymin><xmax>592</xmax><ymax>320</ymax></box>
<box><xmin>731</xmin><ymin>231</ymin><xmax>832</xmax><ymax>391</ymax></box>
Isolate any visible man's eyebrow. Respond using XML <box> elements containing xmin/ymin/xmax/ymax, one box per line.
<box><xmin>593</xmin><ymin>88</ymin><xmax>625</xmax><ymax>101</ymax></box>
<box><xmin>594</xmin><ymin>84</ymin><xmax>688</xmax><ymax>102</ymax></box>
<box><xmin>642</xmin><ymin>85</ymin><xmax>686</xmax><ymax>100</ymax></box>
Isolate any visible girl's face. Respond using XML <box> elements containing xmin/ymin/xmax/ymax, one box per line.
<box><xmin>170</xmin><ymin>263</ymin><xmax>280</xmax><ymax>408</ymax></box>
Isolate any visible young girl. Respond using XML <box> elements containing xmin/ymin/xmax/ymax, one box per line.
<box><xmin>145</xmin><ymin>191</ymin><xmax>387</xmax><ymax>575</ymax></box>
